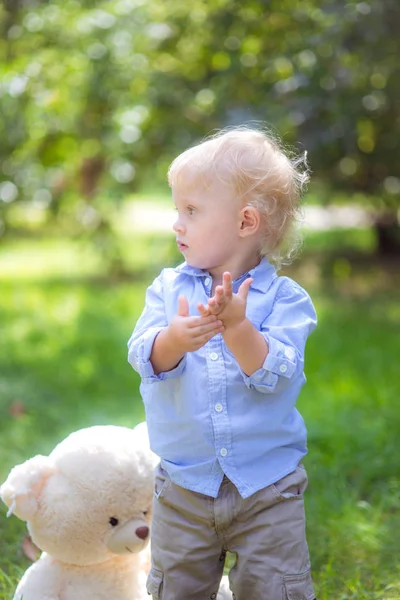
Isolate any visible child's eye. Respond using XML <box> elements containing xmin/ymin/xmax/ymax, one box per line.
<box><xmin>187</xmin><ymin>206</ymin><xmax>195</xmax><ymax>215</ymax></box>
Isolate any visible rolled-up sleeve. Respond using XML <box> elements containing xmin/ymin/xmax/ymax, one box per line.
<box><xmin>242</xmin><ymin>280</ymin><xmax>317</xmax><ymax>394</ymax></box>
<box><xmin>127</xmin><ymin>272</ymin><xmax>186</xmax><ymax>382</ymax></box>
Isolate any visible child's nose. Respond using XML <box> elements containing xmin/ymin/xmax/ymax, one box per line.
<box><xmin>173</xmin><ymin>217</ymin><xmax>184</xmax><ymax>234</ymax></box>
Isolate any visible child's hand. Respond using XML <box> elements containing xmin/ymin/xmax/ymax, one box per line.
<box><xmin>197</xmin><ymin>272</ymin><xmax>253</xmax><ymax>330</ymax></box>
<box><xmin>168</xmin><ymin>295</ymin><xmax>224</xmax><ymax>352</ymax></box>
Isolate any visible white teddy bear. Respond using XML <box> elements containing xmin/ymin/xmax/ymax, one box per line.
<box><xmin>0</xmin><ymin>423</ymin><xmax>156</xmax><ymax>600</ymax></box>
<box><xmin>1</xmin><ymin>422</ymin><xmax>233</xmax><ymax>600</ymax></box>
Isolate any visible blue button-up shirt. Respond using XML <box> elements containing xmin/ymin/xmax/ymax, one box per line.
<box><xmin>128</xmin><ymin>258</ymin><xmax>317</xmax><ymax>499</ymax></box>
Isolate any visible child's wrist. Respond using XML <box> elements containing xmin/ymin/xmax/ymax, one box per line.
<box><xmin>162</xmin><ymin>326</ymin><xmax>186</xmax><ymax>358</ymax></box>
<box><xmin>159</xmin><ymin>325</ymin><xmax>185</xmax><ymax>362</ymax></box>
<box><xmin>222</xmin><ymin>317</ymin><xmax>249</xmax><ymax>342</ymax></box>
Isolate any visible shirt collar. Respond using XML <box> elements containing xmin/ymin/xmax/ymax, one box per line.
<box><xmin>174</xmin><ymin>262</ymin><xmax>207</xmax><ymax>278</ymax></box>
<box><xmin>247</xmin><ymin>257</ymin><xmax>277</xmax><ymax>292</ymax></box>
<box><xmin>174</xmin><ymin>257</ymin><xmax>277</xmax><ymax>293</ymax></box>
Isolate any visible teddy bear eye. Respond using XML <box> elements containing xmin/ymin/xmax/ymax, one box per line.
<box><xmin>142</xmin><ymin>511</ymin><xmax>148</xmax><ymax>516</ymax></box>
<box><xmin>109</xmin><ymin>517</ymin><xmax>119</xmax><ymax>527</ymax></box>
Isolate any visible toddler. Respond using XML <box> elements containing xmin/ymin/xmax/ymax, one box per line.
<box><xmin>128</xmin><ymin>127</ymin><xmax>317</xmax><ymax>600</ymax></box>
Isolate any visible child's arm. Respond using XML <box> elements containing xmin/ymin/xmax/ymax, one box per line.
<box><xmin>198</xmin><ymin>273</ymin><xmax>267</xmax><ymax>375</ymax></box>
<box><xmin>223</xmin><ymin>318</ymin><xmax>268</xmax><ymax>376</ymax></box>
<box><xmin>198</xmin><ymin>272</ymin><xmax>317</xmax><ymax>391</ymax></box>
<box><xmin>150</xmin><ymin>295</ymin><xmax>224</xmax><ymax>375</ymax></box>
<box><xmin>128</xmin><ymin>273</ymin><xmax>223</xmax><ymax>379</ymax></box>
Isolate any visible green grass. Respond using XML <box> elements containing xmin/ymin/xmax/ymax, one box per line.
<box><xmin>1</xmin><ymin>231</ymin><xmax>400</xmax><ymax>598</ymax></box>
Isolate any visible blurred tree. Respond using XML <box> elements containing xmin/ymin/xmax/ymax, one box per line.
<box><xmin>149</xmin><ymin>0</ymin><xmax>400</xmax><ymax>252</ymax></box>
<box><xmin>0</xmin><ymin>0</ymin><xmax>399</xmax><ymax>253</ymax></box>
<box><xmin>0</xmin><ymin>0</ymin><xmax>153</xmax><ymax>243</ymax></box>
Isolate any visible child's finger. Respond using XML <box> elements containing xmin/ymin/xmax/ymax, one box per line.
<box><xmin>197</xmin><ymin>302</ymin><xmax>210</xmax><ymax>317</ymax></box>
<box><xmin>188</xmin><ymin>314</ymin><xmax>217</xmax><ymax>327</ymax></box>
<box><xmin>192</xmin><ymin>320</ymin><xmax>223</xmax><ymax>338</ymax></box>
<box><xmin>177</xmin><ymin>295</ymin><xmax>190</xmax><ymax>317</ymax></box>
<box><xmin>193</xmin><ymin>327</ymin><xmax>225</xmax><ymax>345</ymax></box>
<box><xmin>238</xmin><ymin>277</ymin><xmax>253</xmax><ymax>301</ymax></box>
<box><xmin>222</xmin><ymin>272</ymin><xmax>232</xmax><ymax>298</ymax></box>
<box><xmin>214</xmin><ymin>286</ymin><xmax>224</xmax><ymax>303</ymax></box>
<box><xmin>204</xmin><ymin>300</ymin><xmax>219</xmax><ymax>315</ymax></box>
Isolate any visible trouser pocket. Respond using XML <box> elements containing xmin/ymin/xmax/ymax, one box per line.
<box><xmin>147</xmin><ymin>567</ymin><xmax>164</xmax><ymax>599</ymax></box>
<box><xmin>154</xmin><ymin>463</ymin><xmax>171</xmax><ymax>500</ymax></box>
<box><xmin>272</xmin><ymin>463</ymin><xmax>308</xmax><ymax>501</ymax></box>
<box><xmin>283</xmin><ymin>568</ymin><xmax>315</xmax><ymax>599</ymax></box>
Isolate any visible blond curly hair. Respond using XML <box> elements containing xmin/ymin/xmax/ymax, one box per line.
<box><xmin>168</xmin><ymin>126</ymin><xmax>310</xmax><ymax>268</ymax></box>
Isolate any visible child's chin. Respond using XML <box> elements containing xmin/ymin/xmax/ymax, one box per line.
<box><xmin>187</xmin><ymin>258</ymin><xmax>207</xmax><ymax>270</ymax></box>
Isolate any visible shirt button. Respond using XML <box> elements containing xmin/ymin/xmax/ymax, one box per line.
<box><xmin>279</xmin><ymin>364</ymin><xmax>288</xmax><ymax>373</ymax></box>
<box><xmin>215</xmin><ymin>403</ymin><xmax>223</xmax><ymax>412</ymax></box>
<box><xmin>204</xmin><ymin>277</ymin><xmax>210</xmax><ymax>286</ymax></box>
<box><xmin>209</xmin><ymin>352</ymin><xmax>218</xmax><ymax>361</ymax></box>
<box><xmin>220</xmin><ymin>448</ymin><xmax>227</xmax><ymax>457</ymax></box>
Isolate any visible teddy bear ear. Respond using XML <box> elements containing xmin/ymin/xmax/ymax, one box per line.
<box><xmin>0</xmin><ymin>455</ymin><xmax>56</xmax><ymax>521</ymax></box>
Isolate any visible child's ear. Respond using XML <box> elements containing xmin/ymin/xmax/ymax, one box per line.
<box><xmin>239</xmin><ymin>206</ymin><xmax>261</xmax><ymax>237</ymax></box>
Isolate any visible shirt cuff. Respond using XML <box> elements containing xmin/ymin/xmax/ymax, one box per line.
<box><xmin>242</xmin><ymin>336</ymin><xmax>297</xmax><ymax>392</ymax></box>
<box><xmin>263</xmin><ymin>336</ymin><xmax>297</xmax><ymax>378</ymax></box>
<box><xmin>128</xmin><ymin>327</ymin><xmax>186</xmax><ymax>382</ymax></box>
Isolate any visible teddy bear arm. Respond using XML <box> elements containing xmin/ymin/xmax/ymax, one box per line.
<box><xmin>14</xmin><ymin>554</ymin><xmax>63</xmax><ymax>600</ymax></box>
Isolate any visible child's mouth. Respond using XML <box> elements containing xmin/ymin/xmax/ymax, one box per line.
<box><xmin>177</xmin><ymin>242</ymin><xmax>188</xmax><ymax>252</ymax></box>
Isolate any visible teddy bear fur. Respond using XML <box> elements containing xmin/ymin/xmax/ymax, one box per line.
<box><xmin>1</xmin><ymin>422</ymin><xmax>233</xmax><ymax>600</ymax></box>
<box><xmin>0</xmin><ymin>423</ymin><xmax>156</xmax><ymax>600</ymax></box>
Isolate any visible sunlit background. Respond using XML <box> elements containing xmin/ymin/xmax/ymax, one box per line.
<box><xmin>0</xmin><ymin>1</ymin><xmax>399</xmax><ymax>598</ymax></box>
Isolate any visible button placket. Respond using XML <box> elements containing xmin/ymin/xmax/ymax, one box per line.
<box><xmin>206</xmin><ymin>338</ymin><xmax>231</xmax><ymax>470</ymax></box>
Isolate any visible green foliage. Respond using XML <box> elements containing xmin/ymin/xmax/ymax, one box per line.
<box><xmin>0</xmin><ymin>0</ymin><xmax>399</xmax><ymax>240</ymax></box>
<box><xmin>303</xmin><ymin>288</ymin><xmax>400</xmax><ymax>598</ymax></box>
<box><xmin>0</xmin><ymin>233</ymin><xmax>400</xmax><ymax>597</ymax></box>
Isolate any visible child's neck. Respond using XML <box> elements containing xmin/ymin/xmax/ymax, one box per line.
<box><xmin>209</xmin><ymin>254</ymin><xmax>261</xmax><ymax>291</ymax></box>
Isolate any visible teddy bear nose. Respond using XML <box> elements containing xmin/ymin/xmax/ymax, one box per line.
<box><xmin>135</xmin><ymin>526</ymin><xmax>149</xmax><ymax>540</ymax></box>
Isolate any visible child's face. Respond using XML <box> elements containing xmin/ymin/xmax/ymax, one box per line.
<box><xmin>172</xmin><ymin>176</ymin><xmax>243</xmax><ymax>276</ymax></box>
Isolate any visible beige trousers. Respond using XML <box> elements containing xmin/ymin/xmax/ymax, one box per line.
<box><xmin>147</xmin><ymin>463</ymin><xmax>315</xmax><ymax>600</ymax></box>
